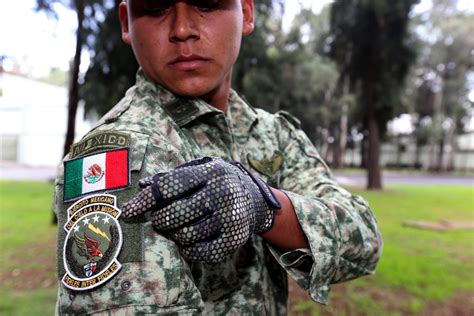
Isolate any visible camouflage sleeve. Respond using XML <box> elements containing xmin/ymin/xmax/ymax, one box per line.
<box><xmin>53</xmin><ymin>128</ymin><xmax>206</xmax><ymax>315</ymax></box>
<box><xmin>267</xmin><ymin>112</ymin><xmax>383</xmax><ymax>304</ymax></box>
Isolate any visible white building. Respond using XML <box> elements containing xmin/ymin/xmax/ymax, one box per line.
<box><xmin>0</xmin><ymin>72</ymin><xmax>92</xmax><ymax>167</ymax></box>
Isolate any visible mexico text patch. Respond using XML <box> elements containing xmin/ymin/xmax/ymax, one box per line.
<box><xmin>62</xmin><ymin>194</ymin><xmax>123</xmax><ymax>291</ymax></box>
<box><xmin>64</xmin><ymin>149</ymin><xmax>130</xmax><ymax>202</ymax></box>
<box><xmin>70</xmin><ymin>131</ymin><xmax>131</xmax><ymax>159</ymax></box>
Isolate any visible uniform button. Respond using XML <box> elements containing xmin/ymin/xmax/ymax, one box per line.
<box><xmin>121</xmin><ymin>280</ymin><xmax>131</xmax><ymax>291</ymax></box>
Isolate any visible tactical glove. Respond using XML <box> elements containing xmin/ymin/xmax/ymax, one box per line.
<box><xmin>123</xmin><ymin>157</ymin><xmax>281</xmax><ymax>264</ymax></box>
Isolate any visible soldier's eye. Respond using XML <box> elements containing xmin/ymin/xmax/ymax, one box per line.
<box><xmin>189</xmin><ymin>0</ymin><xmax>221</xmax><ymax>11</ymax></box>
<box><xmin>143</xmin><ymin>0</ymin><xmax>173</xmax><ymax>15</ymax></box>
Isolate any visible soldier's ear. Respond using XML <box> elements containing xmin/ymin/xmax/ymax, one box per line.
<box><xmin>242</xmin><ymin>0</ymin><xmax>254</xmax><ymax>36</ymax></box>
<box><xmin>119</xmin><ymin>2</ymin><xmax>131</xmax><ymax>45</ymax></box>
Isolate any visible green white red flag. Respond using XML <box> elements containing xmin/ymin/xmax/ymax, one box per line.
<box><xmin>64</xmin><ymin>149</ymin><xmax>129</xmax><ymax>201</ymax></box>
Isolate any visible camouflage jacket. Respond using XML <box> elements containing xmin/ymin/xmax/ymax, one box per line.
<box><xmin>54</xmin><ymin>70</ymin><xmax>382</xmax><ymax>315</ymax></box>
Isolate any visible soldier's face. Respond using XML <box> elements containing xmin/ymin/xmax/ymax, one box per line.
<box><xmin>119</xmin><ymin>0</ymin><xmax>254</xmax><ymax>98</ymax></box>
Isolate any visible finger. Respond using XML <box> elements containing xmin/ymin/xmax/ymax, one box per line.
<box><xmin>168</xmin><ymin>215</ymin><xmax>221</xmax><ymax>246</ymax></box>
<box><xmin>175</xmin><ymin>157</ymin><xmax>213</xmax><ymax>169</ymax></box>
<box><xmin>138</xmin><ymin>172</ymin><xmax>167</xmax><ymax>188</ymax></box>
<box><xmin>154</xmin><ymin>166</ymin><xmax>205</xmax><ymax>201</ymax></box>
<box><xmin>150</xmin><ymin>186</ymin><xmax>210</xmax><ymax>230</ymax></box>
<box><xmin>122</xmin><ymin>185</ymin><xmax>157</xmax><ymax>218</ymax></box>
<box><xmin>138</xmin><ymin>176</ymin><xmax>154</xmax><ymax>188</ymax></box>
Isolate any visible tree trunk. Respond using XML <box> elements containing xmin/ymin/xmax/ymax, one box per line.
<box><xmin>436</xmin><ymin>135</ymin><xmax>445</xmax><ymax>172</ymax></box>
<box><xmin>339</xmin><ymin>103</ymin><xmax>348</xmax><ymax>167</ymax></box>
<box><xmin>331</xmin><ymin>123</ymin><xmax>341</xmax><ymax>168</ymax></box>
<box><xmin>62</xmin><ymin>0</ymin><xmax>85</xmax><ymax>158</ymax></box>
<box><xmin>55</xmin><ymin>0</ymin><xmax>85</xmax><ymax>225</ymax></box>
<box><xmin>332</xmin><ymin>104</ymin><xmax>348</xmax><ymax>169</ymax></box>
<box><xmin>333</xmin><ymin>70</ymin><xmax>350</xmax><ymax>169</ymax></box>
<box><xmin>367</xmin><ymin>111</ymin><xmax>382</xmax><ymax>189</ymax></box>
<box><xmin>432</xmin><ymin>75</ymin><xmax>445</xmax><ymax>172</ymax></box>
<box><xmin>445</xmin><ymin>125</ymin><xmax>455</xmax><ymax>171</ymax></box>
<box><xmin>366</xmin><ymin>80</ymin><xmax>382</xmax><ymax>189</ymax></box>
<box><xmin>320</xmin><ymin>129</ymin><xmax>330</xmax><ymax>162</ymax></box>
<box><xmin>360</xmin><ymin>134</ymin><xmax>368</xmax><ymax>169</ymax></box>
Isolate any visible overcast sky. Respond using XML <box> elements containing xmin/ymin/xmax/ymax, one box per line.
<box><xmin>0</xmin><ymin>0</ymin><xmax>472</xmax><ymax>78</ymax></box>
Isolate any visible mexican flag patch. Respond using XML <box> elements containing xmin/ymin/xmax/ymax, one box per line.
<box><xmin>64</xmin><ymin>149</ymin><xmax>130</xmax><ymax>202</ymax></box>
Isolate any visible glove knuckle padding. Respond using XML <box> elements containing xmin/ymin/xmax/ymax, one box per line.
<box><xmin>181</xmin><ymin>233</ymin><xmax>246</xmax><ymax>264</ymax></box>
<box><xmin>168</xmin><ymin>215</ymin><xmax>221</xmax><ymax>246</ymax></box>
<box><xmin>122</xmin><ymin>186</ymin><xmax>156</xmax><ymax>217</ymax></box>
<box><xmin>155</xmin><ymin>167</ymin><xmax>202</xmax><ymax>201</ymax></box>
<box><xmin>151</xmin><ymin>186</ymin><xmax>211</xmax><ymax>230</ymax></box>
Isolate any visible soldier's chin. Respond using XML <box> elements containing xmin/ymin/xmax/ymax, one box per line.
<box><xmin>165</xmin><ymin>79</ymin><xmax>222</xmax><ymax>100</ymax></box>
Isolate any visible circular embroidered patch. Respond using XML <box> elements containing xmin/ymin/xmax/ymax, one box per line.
<box><xmin>62</xmin><ymin>194</ymin><xmax>123</xmax><ymax>291</ymax></box>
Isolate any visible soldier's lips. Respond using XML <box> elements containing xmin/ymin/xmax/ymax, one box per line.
<box><xmin>169</xmin><ymin>55</ymin><xmax>210</xmax><ymax>71</ymax></box>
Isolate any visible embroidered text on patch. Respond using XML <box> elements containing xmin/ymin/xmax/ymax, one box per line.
<box><xmin>63</xmin><ymin>149</ymin><xmax>130</xmax><ymax>202</ymax></box>
<box><xmin>62</xmin><ymin>194</ymin><xmax>123</xmax><ymax>291</ymax></box>
<box><xmin>70</xmin><ymin>131</ymin><xmax>131</xmax><ymax>159</ymax></box>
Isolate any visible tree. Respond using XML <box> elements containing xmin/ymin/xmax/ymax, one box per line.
<box><xmin>81</xmin><ymin>0</ymin><xmax>139</xmax><ymax>118</ymax></box>
<box><xmin>328</xmin><ymin>0</ymin><xmax>419</xmax><ymax>189</ymax></box>
<box><xmin>233</xmin><ymin>0</ymin><xmax>283</xmax><ymax>96</ymax></box>
<box><xmin>36</xmin><ymin>0</ymin><xmax>107</xmax><ymax>225</ymax></box>
<box><xmin>412</xmin><ymin>0</ymin><xmax>474</xmax><ymax>171</ymax></box>
<box><xmin>299</xmin><ymin>5</ymin><xmax>355</xmax><ymax>167</ymax></box>
<box><xmin>236</xmin><ymin>4</ymin><xmax>341</xmax><ymax>151</ymax></box>
<box><xmin>35</xmin><ymin>0</ymin><xmax>103</xmax><ymax>156</ymax></box>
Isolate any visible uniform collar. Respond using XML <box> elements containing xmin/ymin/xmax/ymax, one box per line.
<box><xmin>227</xmin><ymin>90</ymin><xmax>259</xmax><ymax>135</ymax></box>
<box><xmin>135</xmin><ymin>69</ymin><xmax>258</xmax><ymax>132</ymax></box>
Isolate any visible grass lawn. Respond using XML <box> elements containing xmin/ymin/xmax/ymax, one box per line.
<box><xmin>0</xmin><ymin>181</ymin><xmax>57</xmax><ymax>316</ymax></box>
<box><xmin>0</xmin><ymin>181</ymin><xmax>473</xmax><ymax>315</ymax></box>
<box><xmin>291</xmin><ymin>185</ymin><xmax>474</xmax><ymax>315</ymax></box>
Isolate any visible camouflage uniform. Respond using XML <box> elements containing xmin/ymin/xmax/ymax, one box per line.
<box><xmin>54</xmin><ymin>70</ymin><xmax>382</xmax><ymax>315</ymax></box>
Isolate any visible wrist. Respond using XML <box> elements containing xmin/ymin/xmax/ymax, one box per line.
<box><xmin>261</xmin><ymin>188</ymin><xmax>309</xmax><ymax>250</ymax></box>
<box><xmin>251</xmin><ymin>177</ymin><xmax>281</xmax><ymax>234</ymax></box>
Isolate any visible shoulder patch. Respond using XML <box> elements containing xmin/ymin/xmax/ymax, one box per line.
<box><xmin>70</xmin><ymin>131</ymin><xmax>131</xmax><ymax>159</ymax></box>
<box><xmin>247</xmin><ymin>151</ymin><xmax>284</xmax><ymax>177</ymax></box>
<box><xmin>64</xmin><ymin>148</ymin><xmax>130</xmax><ymax>202</ymax></box>
<box><xmin>277</xmin><ymin>110</ymin><xmax>302</xmax><ymax>129</ymax></box>
<box><xmin>62</xmin><ymin>194</ymin><xmax>123</xmax><ymax>291</ymax></box>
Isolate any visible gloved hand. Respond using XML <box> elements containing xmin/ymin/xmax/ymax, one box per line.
<box><xmin>122</xmin><ymin>157</ymin><xmax>281</xmax><ymax>264</ymax></box>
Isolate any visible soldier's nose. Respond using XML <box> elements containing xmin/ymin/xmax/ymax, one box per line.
<box><xmin>169</xmin><ymin>2</ymin><xmax>200</xmax><ymax>43</ymax></box>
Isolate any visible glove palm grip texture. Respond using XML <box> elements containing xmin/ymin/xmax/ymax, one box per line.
<box><xmin>123</xmin><ymin>157</ymin><xmax>281</xmax><ymax>264</ymax></box>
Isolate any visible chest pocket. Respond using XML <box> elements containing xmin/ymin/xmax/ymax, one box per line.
<box><xmin>55</xmin><ymin>132</ymin><xmax>204</xmax><ymax>314</ymax></box>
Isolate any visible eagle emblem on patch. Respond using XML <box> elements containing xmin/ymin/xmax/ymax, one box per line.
<box><xmin>84</xmin><ymin>164</ymin><xmax>105</xmax><ymax>184</ymax></box>
<box><xmin>62</xmin><ymin>194</ymin><xmax>123</xmax><ymax>291</ymax></box>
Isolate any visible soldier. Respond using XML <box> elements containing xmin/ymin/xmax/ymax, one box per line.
<box><xmin>54</xmin><ymin>0</ymin><xmax>382</xmax><ymax>314</ymax></box>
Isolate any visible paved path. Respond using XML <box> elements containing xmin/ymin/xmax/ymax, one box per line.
<box><xmin>1</xmin><ymin>163</ymin><xmax>472</xmax><ymax>186</ymax></box>
<box><xmin>0</xmin><ymin>163</ymin><xmax>57</xmax><ymax>181</ymax></box>
<box><xmin>334</xmin><ymin>172</ymin><xmax>474</xmax><ymax>187</ymax></box>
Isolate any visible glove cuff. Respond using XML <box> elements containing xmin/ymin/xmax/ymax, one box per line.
<box><xmin>252</xmin><ymin>176</ymin><xmax>281</xmax><ymax>209</ymax></box>
<box><xmin>231</xmin><ymin>162</ymin><xmax>281</xmax><ymax>233</ymax></box>
<box><xmin>252</xmin><ymin>176</ymin><xmax>281</xmax><ymax>233</ymax></box>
